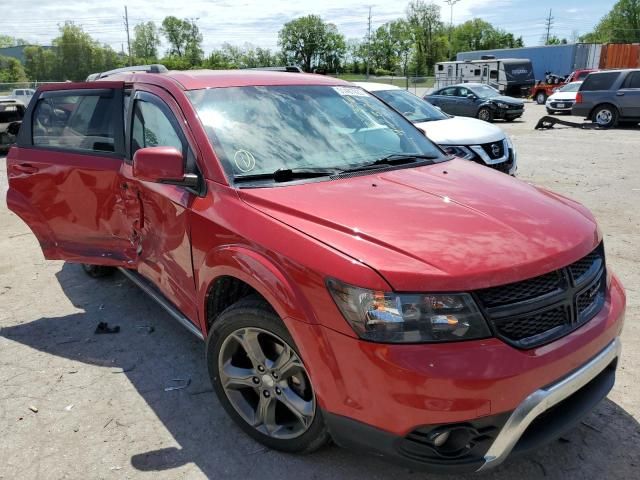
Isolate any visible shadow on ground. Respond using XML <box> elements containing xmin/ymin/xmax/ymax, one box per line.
<box><xmin>1</xmin><ymin>263</ymin><xmax>639</xmax><ymax>479</ymax></box>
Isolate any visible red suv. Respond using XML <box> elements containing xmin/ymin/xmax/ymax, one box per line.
<box><xmin>5</xmin><ymin>67</ymin><xmax>625</xmax><ymax>473</ymax></box>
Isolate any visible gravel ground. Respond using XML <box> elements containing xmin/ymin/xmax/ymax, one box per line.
<box><xmin>1</xmin><ymin>103</ymin><xmax>639</xmax><ymax>479</ymax></box>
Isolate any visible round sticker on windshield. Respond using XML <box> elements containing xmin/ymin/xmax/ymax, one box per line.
<box><xmin>234</xmin><ymin>150</ymin><xmax>256</xmax><ymax>173</ymax></box>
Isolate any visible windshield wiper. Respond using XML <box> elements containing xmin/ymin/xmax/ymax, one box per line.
<box><xmin>339</xmin><ymin>153</ymin><xmax>438</xmax><ymax>174</ymax></box>
<box><xmin>234</xmin><ymin>167</ymin><xmax>340</xmax><ymax>184</ymax></box>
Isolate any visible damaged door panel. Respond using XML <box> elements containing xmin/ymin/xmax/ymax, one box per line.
<box><xmin>5</xmin><ymin>82</ymin><xmax>137</xmax><ymax>266</ymax></box>
<box><xmin>123</xmin><ymin>87</ymin><xmax>200</xmax><ymax>322</ymax></box>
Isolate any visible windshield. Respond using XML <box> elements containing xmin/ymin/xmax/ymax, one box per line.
<box><xmin>559</xmin><ymin>82</ymin><xmax>582</xmax><ymax>92</ymax></box>
<box><xmin>373</xmin><ymin>89</ymin><xmax>448</xmax><ymax>123</ymax></box>
<box><xmin>187</xmin><ymin>85</ymin><xmax>445</xmax><ymax>182</ymax></box>
<box><xmin>469</xmin><ymin>85</ymin><xmax>500</xmax><ymax>99</ymax></box>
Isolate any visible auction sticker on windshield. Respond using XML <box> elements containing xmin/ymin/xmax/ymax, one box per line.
<box><xmin>333</xmin><ymin>86</ymin><xmax>368</xmax><ymax>97</ymax></box>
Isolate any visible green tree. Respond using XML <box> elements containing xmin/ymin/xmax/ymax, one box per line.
<box><xmin>389</xmin><ymin>20</ymin><xmax>414</xmax><ymax>84</ymax></box>
<box><xmin>278</xmin><ymin>15</ymin><xmax>346</xmax><ymax>72</ymax></box>
<box><xmin>406</xmin><ymin>0</ymin><xmax>447</xmax><ymax>75</ymax></box>
<box><xmin>51</xmin><ymin>23</ymin><xmax>122</xmax><ymax>81</ymax></box>
<box><xmin>132</xmin><ymin>21</ymin><xmax>160</xmax><ymax>62</ymax></box>
<box><xmin>450</xmin><ymin>19</ymin><xmax>524</xmax><ymax>56</ymax></box>
<box><xmin>0</xmin><ymin>35</ymin><xmax>29</xmax><ymax>48</ymax></box>
<box><xmin>161</xmin><ymin>16</ymin><xmax>203</xmax><ymax>65</ymax></box>
<box><xmin>0</xmin><ymin>55</ymin><xmax>28</xmax><ymax>82</ymax></box>
<box><xmin>582</xmin><ymin>0</ymin><xmax>640</xmax><ymax>43</ymax></box>
<box><xmin>23</xmin><ymin>46</ymin><xmax>57</xmax><ymax>81</ymax></box>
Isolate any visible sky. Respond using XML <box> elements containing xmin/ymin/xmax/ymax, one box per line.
<box><xmin>1</xmin><ymin>0</ymin><xmax>615</xmax><ymax>54</ymax></box>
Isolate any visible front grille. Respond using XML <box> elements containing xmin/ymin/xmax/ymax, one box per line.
<box><xmin>477</xmin><ymin>270</ymin><xmax>561</xmax><ymax>307</ymax></box>
<box><xmin>494</xmin><ymin>306</ymin><xmax>567</xmax><ymax>342</ymax></box>
<box><xmin>475</xmin><ymin>243</ymin><xmax>606</xmax><ymax>349</ymax></box>
<box><xmin>550</xmin><ymin>101</ymin><xmax>574</xmax><ymax>108</ymax></box>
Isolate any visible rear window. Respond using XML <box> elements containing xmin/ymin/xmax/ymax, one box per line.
<box><xmin>581</xmin><ymin>72</ymin><xmax>620</xmax><ymax>91</ymax></box>
<box><xmin>32</xmin><ymin>93</ymin><xmax>116</xmax><ymax>153</ymax></box>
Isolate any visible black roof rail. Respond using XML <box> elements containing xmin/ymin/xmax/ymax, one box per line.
<box><xmin>243</xmin><ymin>66</ymin><xmax>304</xmax><ymax>73</ymax></box>
<box><xmin>86</xmin><ymin>64</ymin><xmax>168</xmax><ymax>81</ymax></box>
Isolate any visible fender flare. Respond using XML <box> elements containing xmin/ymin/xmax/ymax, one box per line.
<box><xmin>196</xmin><ymin>245</ymin><xmax>318</xmax><ymax>334</ymax></box>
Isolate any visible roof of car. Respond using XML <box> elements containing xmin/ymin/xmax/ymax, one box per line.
<box><xmin>102</xmin><ymin>69</ymin><xmax>351</xmax><ymax>90</ymax></box>
<box><xmin>353</xmin><ymin>81</ymin><xmax>401</xmax><ymax>92</ymax></box>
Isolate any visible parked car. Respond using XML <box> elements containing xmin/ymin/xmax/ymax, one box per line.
<box><xmin>531</xmin><ymin>69</ymin><xmax>596</xmax><ymax>105</ymax></box>
<box><xmin>545</xmin><ymin>81</ymin><xmax>583</xmax><ymax>114</ymax></box>
<box><xmin>10</xmin><ymin>88</ymin><xmax>35</xmax><ymax>105</ymax></box>
<box><xmin>6</xmin><ymin>67</ymin><xmax>625</xmax><ymax>474</ymax></box>
<box><xmin>355</xmin><ymin>82</ymin><xmax>516</xmax><ymax>175</ymax></box>
<box><xmin>425</xmin><ymin>83</ymin><xmax>525</xmax><ymax>122</ymax></box>
<box><xmin>0</xmin><ymin>99</ymin><xmax>25</xmax><ymax>152</ymax></box>
<box><xmin>572</xmin><ymin>69</ymin><xmax>640</xmax><ymax>128</ymax></box>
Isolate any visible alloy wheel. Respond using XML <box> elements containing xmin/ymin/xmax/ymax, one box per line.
<box><xmin>218</xmin><ymin>327</ymin><xmax>315</xmax><ymax>439</ymax></box>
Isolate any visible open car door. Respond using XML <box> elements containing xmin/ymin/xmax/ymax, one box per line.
<box><xmin>6</xmin><ymin>81</ymin><xmax>137</xmax><ymax>267</ymax></box>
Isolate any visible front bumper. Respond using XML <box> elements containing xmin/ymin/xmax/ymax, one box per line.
<box><xmin>324</xmin><ymin>338</ymin><xmax>619</xmax><ymax>473</ymax></box>
<box><xmin>286</xmin><ymin>274</ymin><xmax>625</xmax><ymax>472</ymax></box>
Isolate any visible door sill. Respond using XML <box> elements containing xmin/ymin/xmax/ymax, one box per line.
<box><xmin>118</xmin><ymin>267</ymin><xmax>204</xmax><ymax>341</ymax></box>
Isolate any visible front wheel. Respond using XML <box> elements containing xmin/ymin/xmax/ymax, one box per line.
<box><xmin>477</xmin><ymin>107</ymin><xmax>494</xmax><ymax>123</ymax></box>
<box><xmin>535</xmin><ymin>91</ymin><xmax>547</xmax><ymax>104</ymax></box>
<box><xmin>82</xmin><ymin>264</ymin><xmax>116</xmax><ymax>278</ymax></box>
<box><xmin>592</xmin><ymin>105</ymin><xmax>619</xmax><ymax>129</ymax></box>
<box><xmin>207</xmin><ymin>296</ymin><xmax>330</xmax><ymax>453</ymax></box>
<box><xmin>546</xmin><ymin>109</ymin><xmax>555</xmax><ymax>115</ymax></box>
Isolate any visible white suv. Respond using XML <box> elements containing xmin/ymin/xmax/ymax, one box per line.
<box><xmin>355</xmin><ymin>82</ymin><xmax>517</xmax><ymax>175</ymax></box>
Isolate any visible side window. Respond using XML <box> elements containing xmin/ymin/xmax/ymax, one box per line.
<box><xmin>32</xmin><ymin>93</ymin><xmax>116</xmax><ymax>153</ymax></box>
<box><xmin>440</xmin><ymin>87</ymin><xmax>457</xmax><ymax>96</ymax></box>
<box><xmin>458</xmin><ymin>87</ymin><xmax>470</xmax><ymax>97</ymax></box>
<box><xmin>490</xmin><ymin>70</ymin><xmax>498</xmax><ymax>80</ymax></box>
<box><xmin>622</xmin><ymin>72</ymin><xmax>640</xmax><ymax>89</ymax></box>
<box><xmin>581</xmin><ymin>72</ymin><xmax>620</xmax><ymax>91</ymax></box>
<box><xmin>131</xmin><ymin>99</ymin><xmax>184</xmax><ymax>157</ymax></box>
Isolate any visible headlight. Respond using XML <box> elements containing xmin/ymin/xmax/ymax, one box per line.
<box><xmin>326</xmin><ymin>278</ymin><xmax>491</xmax><ymax>343</ymax></box>
<box><xmin>495</xmin><ymin>102</ymin><xmax>509</xmax><ymax>109</ymax></box>
<box><xmin>442</xmin><ymin>145</ymin><xmax>475</xmax><ymax>160</ymax></box>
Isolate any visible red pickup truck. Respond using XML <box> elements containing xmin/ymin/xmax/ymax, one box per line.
<box><xmin>531</xmin><ymin>69</ymin><xmax>597</xmax><ymax>104</ymax></box>
<box><xmin>5</xmin><ymin>66</ymin><xmax>625</xmax><ymax>473</ymax></box>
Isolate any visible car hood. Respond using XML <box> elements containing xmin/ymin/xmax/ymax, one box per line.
<box><xmin>239</xmin><ymin>159</ymin><xmax>599</xmax><ymax>292</ymax></box>
<box><xmin>416</xmin><ymin>116</ymin><xmax>505</xmax><ymax>145</ymax></box>
<box><xmin>487</xmin><ymin>95</ymin><xmax>524</xmax><ymax>106</ymax></box>
<box><xmin>548</xmin><ymin>92</ymin><xmax>578</xmax><ymax>102</ymax></box>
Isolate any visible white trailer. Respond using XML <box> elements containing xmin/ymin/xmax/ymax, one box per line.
<box><xmin>435</xmin><ymin>58</ymin><xmax>535</xmax><ymax>97</ymax></box>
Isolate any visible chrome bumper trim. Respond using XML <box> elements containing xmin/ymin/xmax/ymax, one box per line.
<box><xmin>478</xmin><ymin>337</ymin><xmax>621</xmax><ymax>471</ymax></box>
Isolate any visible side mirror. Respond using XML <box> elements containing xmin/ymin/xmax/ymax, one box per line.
<box><xmin>133</xmin><ymin>146</ymin><xmax>198</xmax><ymax>188</ymax></box>
<box><xmin>467</xmin><ymin>94</ymin><xmax>478</xmax><ymax>100</ymax></box>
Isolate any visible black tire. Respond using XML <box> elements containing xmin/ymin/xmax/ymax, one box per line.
<box><xmin>546</xmin><ymin>109</ymin><xmax>555</xmax><ymax>115</ymax></box>
<box><xmin>535</xmin><ymin>91</ymin><xmax>547</xmax><ymax>105</ymax></box>
<box><xmin>206</xmin><ymin>296</ymin><xmax>330</xmax><ymax>454</ymax></box>
<box><xmin>81</xmin><ymin>264</ymin><xmax>116</xmax><ymax>278</ymax></box>
<box><xmin>592</xmin><ymin>104</ymin><xmax>619</xmax><ymax>129</ymax></box>
<box><xmin>477</xmin><ymin>107</ymin><xmax>494</xmax><ymax>123</ymax></box>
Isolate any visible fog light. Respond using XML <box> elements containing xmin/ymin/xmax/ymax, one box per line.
<box><xmin>431</xmin><ymin>430</ymin><xmax>450</xmax><ymax>447</ymax></box>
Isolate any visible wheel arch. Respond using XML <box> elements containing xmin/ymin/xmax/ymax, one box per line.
<box><xmin>197</xmin><ymin>245</ymin><xmax>317</xmax><ymax>336</ymax></box>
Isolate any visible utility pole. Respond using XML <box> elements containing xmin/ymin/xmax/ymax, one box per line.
<box><xmin>443</xmin><ymin>0</ymin><xmax>460</xmax><ymax>60</ymax></box>
<box><xmin>124</xmin><ymin>5</ymin><xmax>132</xmax><ymax>66</ymax></box>
<box><xmin>366</xmin><ymin>6</ymin><xmax>372</xmax><ymax>79</ymax></box>
<box><xmin>544</xmin><ymin>9</ymin><xmax>554</xmax><ymax>45</ymax></box>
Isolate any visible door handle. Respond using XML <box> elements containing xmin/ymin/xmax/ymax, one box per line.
<box><xmin>616</xmin><ymin>92</ymin><xmax>625</xmax><ymax>96</ymax></box>
<box><xmin>14</xmin><ymin>163</ymin><xmax>39</xmax><ymax>174</ymax></box>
